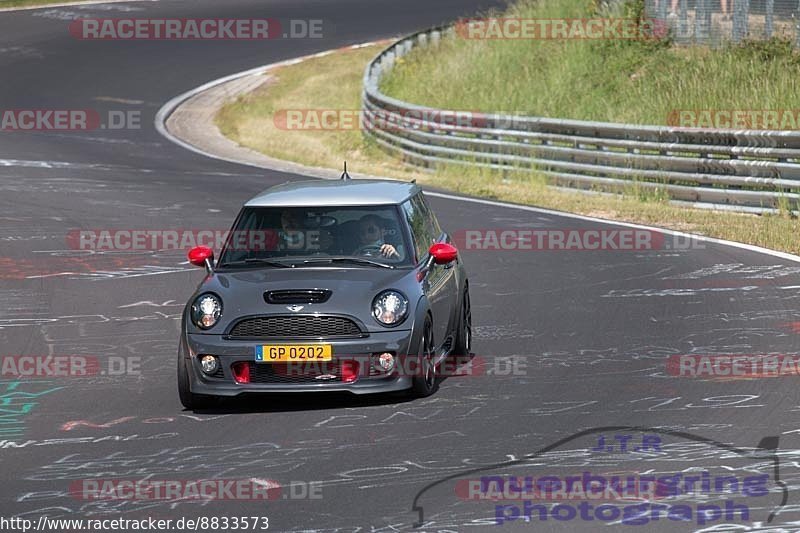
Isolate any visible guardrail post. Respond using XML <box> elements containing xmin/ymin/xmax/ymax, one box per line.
<box><xmin>382</xmin><ymin>51</ymin><xmax>395</xmax><ymax>71</ymax></box>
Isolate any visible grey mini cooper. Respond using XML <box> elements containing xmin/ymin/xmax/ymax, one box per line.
<box><xmin>178</xmin><ymin>178</ymin><xmax>471</xmax><ymax>408</ymax></box>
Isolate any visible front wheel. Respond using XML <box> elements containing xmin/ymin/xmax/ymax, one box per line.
<box><xmin>177</xmin><ymin>354</ymin><xmax>218</xmax><ymax>410</ymax></box>
<box><xmin>410</xmin><ymin>318</ymin><xmax>438</xmax><ymax>397</ymax></box>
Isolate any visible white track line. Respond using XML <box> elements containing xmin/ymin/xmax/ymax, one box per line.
<box><xmin>155</xmin><ymin>44</ymin><xmax>800</xmax><ymax>266</ymax></box>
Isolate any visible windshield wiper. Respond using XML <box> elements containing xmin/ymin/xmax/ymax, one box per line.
<box><xmin>301</xmin><ymin>257</ymin><xmax>395</xmax><ymax>269</ymax></box>
<box><xmin>218</xmin><ymin>258</ymin><xmax>291</xmax><ymax>268</ymax></box>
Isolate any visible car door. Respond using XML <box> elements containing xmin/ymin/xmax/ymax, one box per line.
<box><xmin>418</xmin><ymin>193</ymin><xmax>459</xmax><ymax>345</ymax></box>
<box><xmin>402</xmin><ymin>194</ymin><xmax>456</xmax><ymax>353</ymax></box>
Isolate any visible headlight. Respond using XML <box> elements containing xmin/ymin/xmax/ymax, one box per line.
<box><xmin>372</xmin><ymin>290</ymin><xmax>408</xmax><ymax>326</ymax></box>
<box><xmin>191</xmin><ymin>293</ymin><xmax>222</xmax><ymax>329</ymax></box>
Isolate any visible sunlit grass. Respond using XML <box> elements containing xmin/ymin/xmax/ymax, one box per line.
<box><xmin>382</xmin><ymin>0</ymin><xmax>800</xmax><ymax>125</ymax></box>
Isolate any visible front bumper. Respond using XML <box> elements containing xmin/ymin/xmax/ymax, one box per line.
<box><xmin>181</xmin><ymin>329</ymin><xmax>416</xmax><ymax>396</ymax></box>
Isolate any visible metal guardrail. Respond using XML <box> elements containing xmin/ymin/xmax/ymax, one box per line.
<box><xmin>361</xmin><ymin>26</ymin><xmax>800</xmax><ymax>212</ymax></box>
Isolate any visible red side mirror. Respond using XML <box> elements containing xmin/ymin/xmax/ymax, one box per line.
<box><xmin>429</xmin><ymin>242</ymin><xmax>458</xmax><ymax>264</ymax></box>
<box><xmin>188</xmin><ymin>246</ymin><xmax>214</xmax><ymax>267</ymax></box>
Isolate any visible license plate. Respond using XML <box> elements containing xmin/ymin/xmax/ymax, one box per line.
<box><xmin>255</xmin><ymin>344</ymin><xmax>332</xmax><ymax>363</ymax></box>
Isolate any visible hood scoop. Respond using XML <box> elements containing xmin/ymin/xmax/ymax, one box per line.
<box><xmin>264</xmin><ymin>289</ymin><xmax>332</xmax><ymax>305</ymax></box>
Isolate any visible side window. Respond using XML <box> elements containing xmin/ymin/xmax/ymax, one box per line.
<box><xmin>417</xmin><ymin>193</ymin><xmax>443</xmax><ymax>239</ymax></box>
<box><xmin>402</xmin><ymin>196</ymin><xmax>434</xmax><ymax>263</ymax></box>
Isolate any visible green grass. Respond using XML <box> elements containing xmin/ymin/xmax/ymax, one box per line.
<box><xmin>381</xmin><ymin>0</ymin><xmax>800</xmax><ymax>125</ymax></box>
<box><xmin>217</xmin><ymin>45</ymin><xmax>389</xmax><ymax>169</ymax></box>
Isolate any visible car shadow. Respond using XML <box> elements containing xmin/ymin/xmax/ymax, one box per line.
<box><xmin>185</xmin><ymin>391</ymin><xmax>414</xmax><ymax>414</ymax></box>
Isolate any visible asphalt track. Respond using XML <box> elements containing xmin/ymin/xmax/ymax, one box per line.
<box><xmin>2</xmin><ymin>1</ymin><xmax>800</xmax><ymax>532</ymax></box>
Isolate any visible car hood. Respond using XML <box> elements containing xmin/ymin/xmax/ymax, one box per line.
<box><xmin>191</xmin><ymin>266</ymin><xmax>418</xmax><ymax>333</ymax></box>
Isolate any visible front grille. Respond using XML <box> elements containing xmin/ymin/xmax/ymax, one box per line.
<box><xmin>246</xmin><ymin>361</ymin><xmax>342</xmax><ymax>383</ymax></box>
<box><xmin>227</xmin><ymin>315</ymin><xmax>363</xmax><ymax>339</ymax></box>
<box><xmin>264</xmin><ymin>289</ymin><xmax>332</xmax><ymax>304</ymax></box>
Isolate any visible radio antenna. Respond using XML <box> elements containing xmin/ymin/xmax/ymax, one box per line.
<box><xmin>340</xmin><ymin>161</ymin><xmax>351</xmax><ymax>180</ymax></box>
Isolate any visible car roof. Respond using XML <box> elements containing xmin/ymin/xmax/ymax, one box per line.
<box><xmin>244</xmin><ymin>179</ymin><xmax>421</xmax><ymax>207</ymax></box>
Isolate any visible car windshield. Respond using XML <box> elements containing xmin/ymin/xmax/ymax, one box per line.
<box><xmin>217</xmin><ymin>205</ymin><xmax>413</xmax><ymax>267</ymax></box>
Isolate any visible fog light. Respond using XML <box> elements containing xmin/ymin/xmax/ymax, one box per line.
<box><xmin>375</xmin><ymin>352</ymin><xmax>395</xmax><ymax>372</ymax></box>
<box><xmin>200</xmin><ymin>355</ymin><xmax>219</xmax><ymax>375</ymax></box>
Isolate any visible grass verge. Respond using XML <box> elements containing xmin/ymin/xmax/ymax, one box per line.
<box><xmin>216</xmin><ymin>45</ymin><xmax>800</xmax><ymax>255</ymax></box>
<box><xmin>382</xmin><ymin>0</ymin><xmax>800</xmax><ymax>125</ymax></box>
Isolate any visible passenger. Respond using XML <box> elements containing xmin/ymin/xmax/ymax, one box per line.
<box><xmin>279</xmin><ymin>209</ymin><xmax>335</xmax><ymax>252</ymax></box>
<box><xmin>279</xmin><ymin>209</ymin><xmax>305</xmax><ymax>250</ymax></box>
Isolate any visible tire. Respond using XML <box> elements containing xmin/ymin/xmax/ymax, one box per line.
<box><xmin>177</xmin><ymin>354</ymin><xmax>218</xmax><ymax>410</ymax></box>
<box><xmin>410</xmin><ymin>318</ymin><xmax>438</xmax><ymax>397</ymax></box>
<box><xmin>452</xmin><ymin>286</ymin><xmax>472</xmax><ymax>358</ymax></box>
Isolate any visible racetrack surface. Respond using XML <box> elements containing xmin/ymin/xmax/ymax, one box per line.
<box><xmin>1</xmin><ymin>1</ymin><xmax>800</xmax><ymax>531</ymax></box>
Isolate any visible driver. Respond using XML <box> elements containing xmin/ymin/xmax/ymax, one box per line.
<box><xmin>354</xmin><ymin>215</ymin><xmax>400</xmax><ymax>259</ymax></box>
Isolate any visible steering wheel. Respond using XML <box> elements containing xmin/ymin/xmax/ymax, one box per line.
<box><xmin>355</xmin><ymin>243</ymin><xmax>384</xmax><ymax>257</ymax></box>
